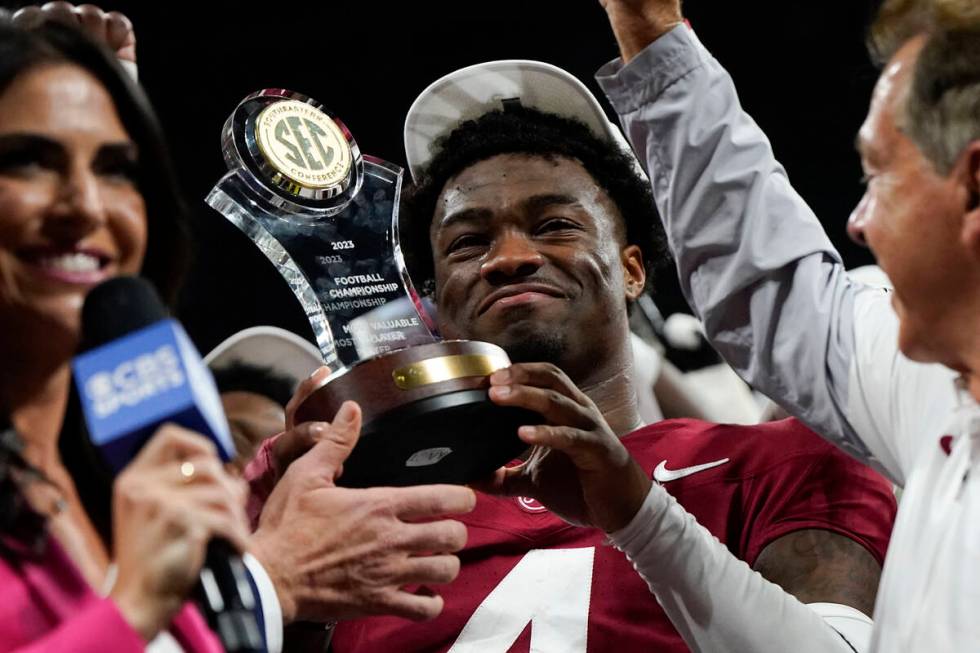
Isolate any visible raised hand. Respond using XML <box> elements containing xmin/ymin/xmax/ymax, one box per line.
<box><xmin>599</xmin><ymin>0</ymin><xmax>684</xmax><ymax>62</ymax></box>
<box><xmin>12</xmin><ymin>3</ymin><xmax>136</xmax><ymax>64</ymax></box>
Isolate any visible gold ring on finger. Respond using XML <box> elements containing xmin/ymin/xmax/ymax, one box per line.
<box><xmin>179</xmin><ymin>460</ymin><xmax>196</xmax><ymax>483</ymax></box>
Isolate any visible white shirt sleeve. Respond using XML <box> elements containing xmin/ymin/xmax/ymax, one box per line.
<box><xmin>845</xmin><ymin>291</ymin><xmax>957</xmax><ymax>481</ymax></box>
<box><xmin>243</xmin><ymin>553</ymin><xmax>283</xmax><ymax>653</ymax></box>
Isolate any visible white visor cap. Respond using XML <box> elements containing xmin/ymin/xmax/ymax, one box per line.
<box><xmin>204</xmin><ymin>326</ymin><xmax>324</xmax><ymax>388</ymax></box>
<box><xmin>404</xmin><ymin>59</ymin><xmax>642</xmax><ymax>182</ymax></box>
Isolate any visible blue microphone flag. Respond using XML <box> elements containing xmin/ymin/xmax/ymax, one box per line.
<box><xmin>72</xmin><ymin>318</ymin><xmax>234</xmax><ymax>473</ymax></box>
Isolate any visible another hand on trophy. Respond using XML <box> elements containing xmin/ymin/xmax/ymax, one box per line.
<box><xmin>266</xmin><ymin>365</ymin><xmax>333</xmax><ymax>480</ymax></box>
<box><xmin>12</xmin><ymin>2</ymin><xmax>137</xmax><ymax>64</ymax></box>
<box><xmin>249</xmin><ymin>399</ymin><xmax>476</xmax><ymax>623</ymax></box>
<box><xmin>478</xmin><ymin>363</ymin><xmax>652</xmax><ymax>533</ymax></box>
<box><xmin>599</xmin><ymin>0</ymin><xmax>683</xmax><ymax>63</ymax></box>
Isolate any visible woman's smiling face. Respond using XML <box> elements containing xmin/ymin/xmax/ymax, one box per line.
<box><xmin>0</xmin><ymin>62</ymin><xmax>147</xmax><ymax>343</ymax></box>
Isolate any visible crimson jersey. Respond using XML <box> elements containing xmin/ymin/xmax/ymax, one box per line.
<box><xmin>333</xmin><ymin>418</ymin><xmax>896</xmax><ymax>652</ymax></box>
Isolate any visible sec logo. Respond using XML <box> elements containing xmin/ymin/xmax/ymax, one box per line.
<box><xmin>254</xmin><ymin>99</ymin><xmax>352</xmax><ymax>190</ymax></box>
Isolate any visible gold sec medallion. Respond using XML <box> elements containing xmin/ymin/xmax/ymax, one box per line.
<box><xmin>254</xmin><ymin>100</ymin><xmax>352</xmax><ymax>191</ymax></box>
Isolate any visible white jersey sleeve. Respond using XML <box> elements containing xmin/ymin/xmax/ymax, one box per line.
<box><xmin>596</xmin><ymin>25</ymin><xmax>956</xmax><ymax>484</ymax></box>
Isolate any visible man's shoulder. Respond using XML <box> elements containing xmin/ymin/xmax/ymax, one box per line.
<box><xmin>625</xmin><ymin>418</ymin><xmax>895</xmax><ymax>566</ymax></box>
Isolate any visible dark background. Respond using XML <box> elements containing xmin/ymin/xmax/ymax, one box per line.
<box><xmin>5</xmin><ymin>1</ymin><xmax>884</xmax><ymax>355</ymax></box>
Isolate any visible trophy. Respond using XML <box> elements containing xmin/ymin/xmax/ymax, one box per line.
<box><xmin>207</xmin><ymin>89</ymin><xmax>533</xmax><ymax>487</ymax></box>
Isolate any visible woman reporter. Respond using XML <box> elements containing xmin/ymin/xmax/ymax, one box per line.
<box><xmin>0</xmin><ymin>18</ymin><xmax>249</xmax><ymax>652</ymax></box>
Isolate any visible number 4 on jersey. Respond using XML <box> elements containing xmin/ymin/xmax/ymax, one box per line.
<box><xmin>448</xmin><ymin>548</ymin><xmax>595</xmax><ymax>652</ymax></box>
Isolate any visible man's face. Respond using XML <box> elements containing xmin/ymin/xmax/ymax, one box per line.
<box><xmin>430</xmin><ymin>153</ymin><xmax>644</xmax><ymax>383</ymax></box>
<box><xmin>850</xmin><ymin>36</ymin><xmax>978</xmax><ymax>367</ymax></box>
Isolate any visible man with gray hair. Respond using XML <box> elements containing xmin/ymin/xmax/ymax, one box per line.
<box><xmin>593</xmin><ymin>0</ymin><xmax>980</xmax><ymax>649</ymax></box>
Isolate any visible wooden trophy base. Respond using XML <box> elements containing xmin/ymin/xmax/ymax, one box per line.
<box><xmin>293</xmin><ymin>340</ymin><xmax>537</xmax><ymax>487</ymax></box>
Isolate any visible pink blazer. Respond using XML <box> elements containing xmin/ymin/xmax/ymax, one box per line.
<box><xmin>0</xmin><ymin>534</ymin><xmax>223</xmax><ymax>653</ymax></box>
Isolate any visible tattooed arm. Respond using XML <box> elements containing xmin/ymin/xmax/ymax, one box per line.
<box><xmin>754</xmin><ymin>529</ymin><xmax>881</xmax><ymax>618</ymax></box>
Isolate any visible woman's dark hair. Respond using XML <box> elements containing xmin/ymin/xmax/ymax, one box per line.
<box><xmin>402</xmin><ymin>105</ymin><xmax>669</xmax><ymax>296</ymax></box>
<box><xmin>0</xmin><ymin>19</ymin><xmax>191</xmax><ymax>551</ymax></box>
<box><xmin>0</xmin><ymin>20</ymin><xmax>189</xmax><ymax>304</ymax></box>
<box><xmin>0</xmin><ymin>416</ymin><xmax>48</xmax><ymax>561</ymax></box>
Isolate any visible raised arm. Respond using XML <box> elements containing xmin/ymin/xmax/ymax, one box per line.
<box><xmin>596</xmin><ymin>3</ymin><xmax>957</xmax><ymax>483</ymax></box>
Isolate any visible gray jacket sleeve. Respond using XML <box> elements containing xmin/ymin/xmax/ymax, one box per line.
<box><xmin>596</xmin><ymin>25</ymin><xmax>956</xmax><ymax>484</ymax></box>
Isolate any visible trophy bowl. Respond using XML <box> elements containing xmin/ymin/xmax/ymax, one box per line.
<box><xmin>294</xmin><ymin>340</ymin><xmax>535</xmax><ymax>488</ymax></box>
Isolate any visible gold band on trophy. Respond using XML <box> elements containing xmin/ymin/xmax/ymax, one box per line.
<box><xmin>392</xmin><ymin>353</ymin><xmax>511</xmax><ymax>391</ymax></box>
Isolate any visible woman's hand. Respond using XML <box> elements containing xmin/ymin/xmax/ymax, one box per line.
<box><xmin>109</xmin><ymin>424</ymin><xmax>250</xmax><ymax>641</ymax></box>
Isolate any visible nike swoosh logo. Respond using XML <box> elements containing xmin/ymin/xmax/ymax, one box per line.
<box><xmin>653</xmin><ymin>458</ymin><xmax>730</xmax><ymax>483</ymax></box>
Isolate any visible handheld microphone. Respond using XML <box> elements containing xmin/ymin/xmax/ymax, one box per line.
<box><xmin>71</xmin><ymin>277</ymin><xmax>264</xmax><ymax>653</ymax></box>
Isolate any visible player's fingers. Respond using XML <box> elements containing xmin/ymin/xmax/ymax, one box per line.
<box><xmin>286</xmin><ymin>366</ymin><xmax>331</xmax><ymax>429</ymax></box>
<box><xmin>490</xmin><ymin>362</ymin><xmax>591</xmax><ymax>405</ymax></box>
<box><xmin>489</xmin><ymin>383</ymin><xmax>594</xmax><ymax>429</ymax></box>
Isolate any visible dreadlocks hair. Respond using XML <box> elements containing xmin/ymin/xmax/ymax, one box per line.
<box><xmin>401</xmin><ymin>105</ymin><xmax>669</xmax><ymax>298</ymax></box>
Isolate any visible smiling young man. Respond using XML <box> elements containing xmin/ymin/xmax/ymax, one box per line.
<box><xmin>588</xmin><ymin>0</ymin><xmax>980</xmax><ymax>648</ymax></box>
<box><xmin>324</xmin><ymin>63</ymin><xmax>897</xmax><ymax>653</ymax></box>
